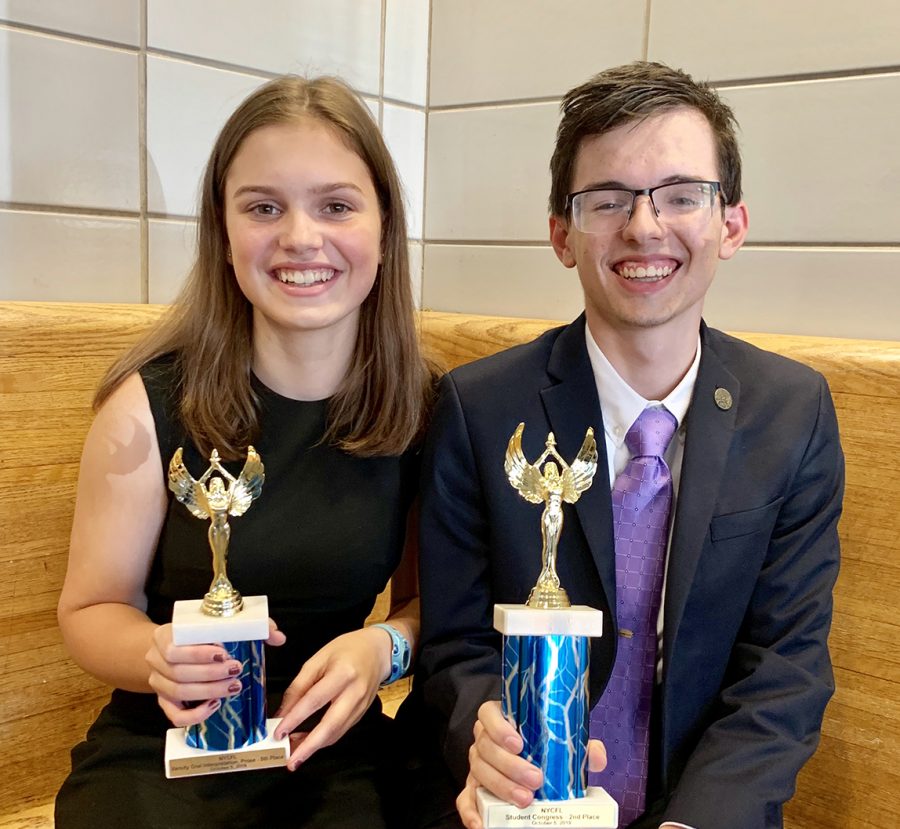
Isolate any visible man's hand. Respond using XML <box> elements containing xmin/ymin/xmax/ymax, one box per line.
<box><xmin>456</xmin><ymin>700</ymin><xmax>607</xmax><ymax>829</ymax></box>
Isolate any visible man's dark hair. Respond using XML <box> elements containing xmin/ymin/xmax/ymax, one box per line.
<box><xmin>549</xmin><ymin>61</ymin><xmax>742</xmax><ymax>216</ymax></box>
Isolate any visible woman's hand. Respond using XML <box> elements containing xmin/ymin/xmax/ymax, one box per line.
<box><xmin>145</xmin><ymin>619</ymin><xmax>286</xmax><ymax>727</ymax></box>
<box><xmin>274</xmin><ymin>626</ymin><xmax>393</xmax><ymax>770</ymax></box>
<box><xmin>455</xmin><ymin>700</ymin><xmax>608</xmax><ymax>829</ymax></box>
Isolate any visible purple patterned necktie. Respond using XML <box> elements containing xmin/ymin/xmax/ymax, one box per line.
<box><xmin>589</xmin><ymin>407</ymin><xmax>678</xmax><ymax>825</ymax></box>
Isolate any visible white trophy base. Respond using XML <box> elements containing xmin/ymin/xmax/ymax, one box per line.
<box><xmin>172</xmin><ymin>594</ymin><xmax>270</xmax><ymax>645</ymax></box>
<box><xmin>164</xmin><ymin>717</ymin><xmax>289</xmax><ymax>779</ymax></box>
<box><xmin>476</xmin><ymin>786</ymin><xmax>618</xmax><ymax>828</ymax></box>
<box><xmin>494</xmin><ymin>604</ymin><xmax>604</xmax><ymax>637</ymax></box>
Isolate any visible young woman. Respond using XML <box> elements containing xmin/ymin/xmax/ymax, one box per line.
<box><xmin>55</xmin><ymin>75</ymin><xmax>435</xmax><ymax>828</ymax></box>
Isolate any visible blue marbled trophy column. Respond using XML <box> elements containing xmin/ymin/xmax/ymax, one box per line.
<box><xmin>502</xmin><ymin>633</ymin><xmax>590</xmax><ymax>800</ymax></box>
<box><xmin>186</xmin><ymin>638</ymin><xmax>268</xmax><ymax>751</ymax></box>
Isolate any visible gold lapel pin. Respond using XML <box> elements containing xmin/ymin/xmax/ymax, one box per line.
<box><xmin>714</xmin><ymin>388</ymin><xmax>733</xmax><ymax>411</ymax></box>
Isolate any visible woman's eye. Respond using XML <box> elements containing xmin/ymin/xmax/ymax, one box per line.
<box><xmin>324</xmin><ymin>201</ymin><xmax>353</xmax><ymax>216</ymax></box>
<box><xmin>250</xmin><ymin>203</ymin><xmax>280</xmax><ymax>216</ymax></box>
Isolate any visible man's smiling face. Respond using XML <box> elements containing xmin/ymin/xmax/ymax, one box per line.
<box><xmin>551</xmin><ymin>107</ymin><xmax>748</xmax><ymax>344</ymax></box>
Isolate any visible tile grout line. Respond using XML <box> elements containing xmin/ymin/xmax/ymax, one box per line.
<box><xmin>138</xmin><ymin>0</ymin><xmax>149</xmax><ymax>304</ymax></box>
<box><xmin>643</xmin><ymin>0</ymin><xmax>652</xmax><ymax>60</ymax></box>
<box><xmin>378</xmin><ymin>0</ymin><xmax>387</xmax><ymax>129</ymax></box>
<box><xmin>419</xmin><ymin>0</ymin><xmax>435</xmax><ymax>308</ymax></box>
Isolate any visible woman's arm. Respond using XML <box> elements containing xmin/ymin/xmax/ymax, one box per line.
<box><xmin>57</xmin><ymin>372</ymin><xmax>169</xmax><ymax>691</ymax></box>
<box><xmin>382</xmin><ymin>498</ymin><xmax>421</xmax><ymax>657</ymax></box>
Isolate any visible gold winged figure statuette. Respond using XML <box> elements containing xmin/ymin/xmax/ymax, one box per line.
<box><xmin>168</xmin><ymin>446</ymin><xmax>265</xmax><ymax>617</ymax></box>
<box><xmin>504</xmin><ymin>423</ymin><xmax>597</xmax><ymax>608</ymax></box>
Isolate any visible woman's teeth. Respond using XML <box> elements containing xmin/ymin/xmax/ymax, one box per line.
<box><xmin>275</xmin><ymin>268</ymin><xmax>336</xmax><ymax>285</ymax></box>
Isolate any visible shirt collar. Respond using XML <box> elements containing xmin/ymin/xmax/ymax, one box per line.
<box><xmin>584</xmin><ymin>326</ymin><xmax>701</xmax><ymax>448</ymax></box>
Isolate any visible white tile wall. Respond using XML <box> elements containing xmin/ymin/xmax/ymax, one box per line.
<box><xmin>429</xmin><ymin>0</ymin><xmax>645</xmax><ymax>105</ymax></box>
<box><xmin>426</xmin><ymin>103</ymin><xmax>558</xmax><ymax>240</ymax></box>
<box><xmin>709</xmin><ymin>247</ymin><xmax>900</xmax><ymax>341</ymax></box>
<box><xmin>0</xmin><ymin>0</ymin><xmax>140</xmax><ymax>45</ymax></box>
<box><xmin>384</xmin><ymin>0</ymin><xmax>429</xmax><ymax>106</ymax></box>
<box><xmin>724</xmin><ymin>74</ymin><xmax>900</xmax><ymax>244</ymax></box>
<box><xmin>0</xmin><ymin>209</ymin><xmax>141</xmax><ymax>301</ymax></box>
<box><xmin>649</xmin><ymin>0</ymin><xmax>900</xmax><ymax>81</ymax></box>
<box><xmin>148</xmin><ymin>218</ymin><xmax>197</xmax><ymax>304</ymax></box>
<box><xmin>146</xmin><ymin>56</ymin><xmax>267</xmax><ymax>216</ymax></box>
<box><xmin>148</xmin><ymin>0</ymin><xmax>382</xmax><ymax>95</ymax></box>
<box><xmin>383</xmin><ymin>104</ymin><xmax>426</xmax><ymax>239</ymax></box>
<box><xmin>423</xmin><ymin>244</ymin><xmax>583</xmax><ymax>321</ymax></box>
<box><xmin>0</xmin><ymin>28</ymin><xmax>139</xmax><ymax>210</ymax></box>
<box><xmin>1</xmin><ymin>3</ymin><xmax>431</xmax><ymax>310</ymax></box>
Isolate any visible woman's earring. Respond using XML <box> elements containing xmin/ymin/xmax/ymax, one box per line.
<box><xmin>226</xmin><ymin>247</ymin><xmax>233</xmax><ymax>264</ymax></box>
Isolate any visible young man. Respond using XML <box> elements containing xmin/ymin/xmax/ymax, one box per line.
<box><xmin>415</xmin><ymin>62</ymin><xmax>843</xmax><ymax>829</ymax></box>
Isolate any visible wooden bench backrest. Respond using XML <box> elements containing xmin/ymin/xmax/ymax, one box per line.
<box><xmin>1</xmin><ymin>302</ymin><xmax>898</xmax><ymax>826</ymax></box>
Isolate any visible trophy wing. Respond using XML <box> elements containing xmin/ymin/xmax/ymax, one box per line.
<box><xmin>504</xmin><ymin>423</ymin><xmax>545</xmax><ymax>505</ymax></box>
<box><xmin>566</xmin><ymin>427</ymin><xmax>599</xmax><ymax>500</ymax></box>
<box><xmin>167</xmin><ymin>447</ymin><xmax>210</xmax><ymax>519</ymax></box>
<box><xmin>230</xmin><ymin>446</ymin><xmax>265</xmax><ymax>516</ymax></box>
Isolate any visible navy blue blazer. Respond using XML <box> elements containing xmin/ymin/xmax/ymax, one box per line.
<box><xmin>416</xmin><ymin>315</ymin><xmax>843</xmax><ymax>829</ymax></box>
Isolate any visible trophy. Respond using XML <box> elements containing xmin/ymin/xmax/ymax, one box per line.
<box><xmin>162</xmin><ymin>447</ymin><xmax>290</xmax><ymax>778</ymax></box>
<box><xmin>476</xmin><ymin>424</ymin><xmax>618</xmax><ymax>827</ymax></box>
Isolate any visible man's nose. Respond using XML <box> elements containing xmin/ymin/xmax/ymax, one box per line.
<box><xmin>279</xmin><ymin>210</ymin><xmax>324</xmax><ymax>251</ymax></box>
<box><xmin>622</xmin><ymin>195</ymin><xmax>664</xmax><ymax>240</ymax></box>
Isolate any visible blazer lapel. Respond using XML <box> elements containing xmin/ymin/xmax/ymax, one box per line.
<box><xmin>539</xmin><ymin>315</ymin><xmax>617</xmax><ymax>611</ymax></box>
<box><xmin>663</xmin><ymin>324</ymin><xmax>740</xmax><ymax>663</ymax></box>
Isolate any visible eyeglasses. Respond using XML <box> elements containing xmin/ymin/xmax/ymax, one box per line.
<box><xmin>565</xmin><ymin>180</ymin><xmax>724</xmax><ymax>235</ymax></box>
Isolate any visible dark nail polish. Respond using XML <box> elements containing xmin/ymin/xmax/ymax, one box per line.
<box><xmin>228</xmin><ymin>681</ymin><xmax>242</xmax><ymax>694</ymax></box>
<box><xmin>212</xmin><ymin>652</ymin><xmax>226</xmax><ymax>663</ymax></box>
<box><xmin>208</xmin><ymin>699</ymin><xmax>220</xmax><ymax>710</ymax></box>
<box><xmin>228</xmin><ymin>664</ymin><xmax>241</xmax><ymax>676</ymax></box>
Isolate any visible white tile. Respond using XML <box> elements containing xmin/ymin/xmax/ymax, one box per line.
<box><xmin>0</xmin><ymin>0</ymin><xmax>140</xmax><ymax>45</ymax></box>
<box><xmin>429</xmin><ymin>0</ymin><xmax>645</xmax><ymax>105</ymax></box>
<box><xmin>723</xmin><ymin>74</ymin><xmax>900</xmax><ymax>244</ymax></box>
<box><xmin>148</xmin><ymin>218</ymin><xmax>197</xmax><ymax>304</ymax></box>
<box><xmin>0</xmin><ymin>209</ymin><xmax>140</xmax><ymax>301</ymax></box>
<box><xmin>649</xmin><ymin>0</ymin><xmax>900</xmax><ymax>81</ymax></box>
<box><xmin>708</xmin><ymin>247</ymin><xmax>900</xmax><ymax>342</ymax></box>
<box><xmin>146</xmin><ymin>56</ymin><xmax>267</xmax><ymax>216</ymax></box>
<box><xmin>408</xmin><ymin>241</ymin><xmax>422</xmax><ymax>308</ymax></box>
<box><xmin>148</xmin><ymin>0</ymin><xmax>381</xmax><ymax>95</ymax></box>
<box><xmin>0</xmin><ymin>29</ymin><xmax>139</xmax><ymax>210</ymax></box>
<box><xmin>422</xmin><ymin>244</ymin><xmax>583</xmax><ymax>320</ymax></box>
<box><xmin>425</xmin><ymin>103</ymin><xmax>558</xmax><ymax>241</ymax></box>
<box><xmin>384</xmin><ymin>0</ymin><xmax>429</xmax><ymax>106</ymax></box>
<box><xmin>382</xmin><ymin>105</ymin><xmax>426</xmax><ymax>240</ymax></box>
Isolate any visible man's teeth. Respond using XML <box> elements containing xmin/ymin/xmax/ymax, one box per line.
<box><xmin>619</xmin><ymin>264</ymin><xmax>674</xmax><ymax>280</ymax></box>
<box><xmin>275</xmin><ymin>268</ymin><xmax>336</xmax><ymax>285</ymax></box>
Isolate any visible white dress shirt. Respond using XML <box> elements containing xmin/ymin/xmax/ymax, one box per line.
<box><xmin>584</xmin><ymin>327</ymin><xmax>700</xmax><ymax>829</ymax></box>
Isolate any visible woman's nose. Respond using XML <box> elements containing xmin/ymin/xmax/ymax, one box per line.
<box><xmin>279</xmin><ymin>210</ymin><xmax>323</xmax><ymax>252</ymax></box>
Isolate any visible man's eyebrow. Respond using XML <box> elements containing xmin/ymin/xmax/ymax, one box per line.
<box><xmin>231</xmin><ymin>182</ymin><xmax>365</xmax><ymax>198</ymax></box>
<box><xmin>574</xmin><ymin>174</ymin><xmax>709</xmax><ymax>192</ymax></box>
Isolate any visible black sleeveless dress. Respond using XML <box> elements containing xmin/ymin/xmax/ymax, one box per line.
<box><xmin>55</xmin><ymin>360</ymin><xmax>419</xmax><ymax>828</ymax></box>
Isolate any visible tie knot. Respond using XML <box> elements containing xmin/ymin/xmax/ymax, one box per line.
<box><xmin>625</xmin><ymin>407</ymin><xmax>678</xmax><ymax>458</ymax></box>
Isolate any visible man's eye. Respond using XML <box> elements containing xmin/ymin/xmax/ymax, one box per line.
<box><xmin>667</xmin><ymin>196</ymin><xmax>702</xmax><ymax>209</ymax></box>
<box><xmin>587</xmin><ymin>198</ymin><xmax>627</xmax><ymax>213</ymax></box>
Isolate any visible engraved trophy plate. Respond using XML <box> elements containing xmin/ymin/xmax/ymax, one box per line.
<box><xmin>477</xmin><ymin>424</ymin><xmax>617</xmax><ymax>827</ymax></box>
<box><xmin>163</xmin><ymin>446</ymin><xmax>289</xmax><ymax>778</ymax></box>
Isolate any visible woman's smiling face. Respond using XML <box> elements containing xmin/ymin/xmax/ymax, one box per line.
<box><xmin>224</xmin><ymin>119</ymin><xmax>382</xmax><ymax>345</ymax></box>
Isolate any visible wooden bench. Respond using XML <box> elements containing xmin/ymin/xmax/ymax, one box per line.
<box><xmin>1</xmin><ymin>302</ymin><xmax>898</xmax><ymax>827</ymax></box>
